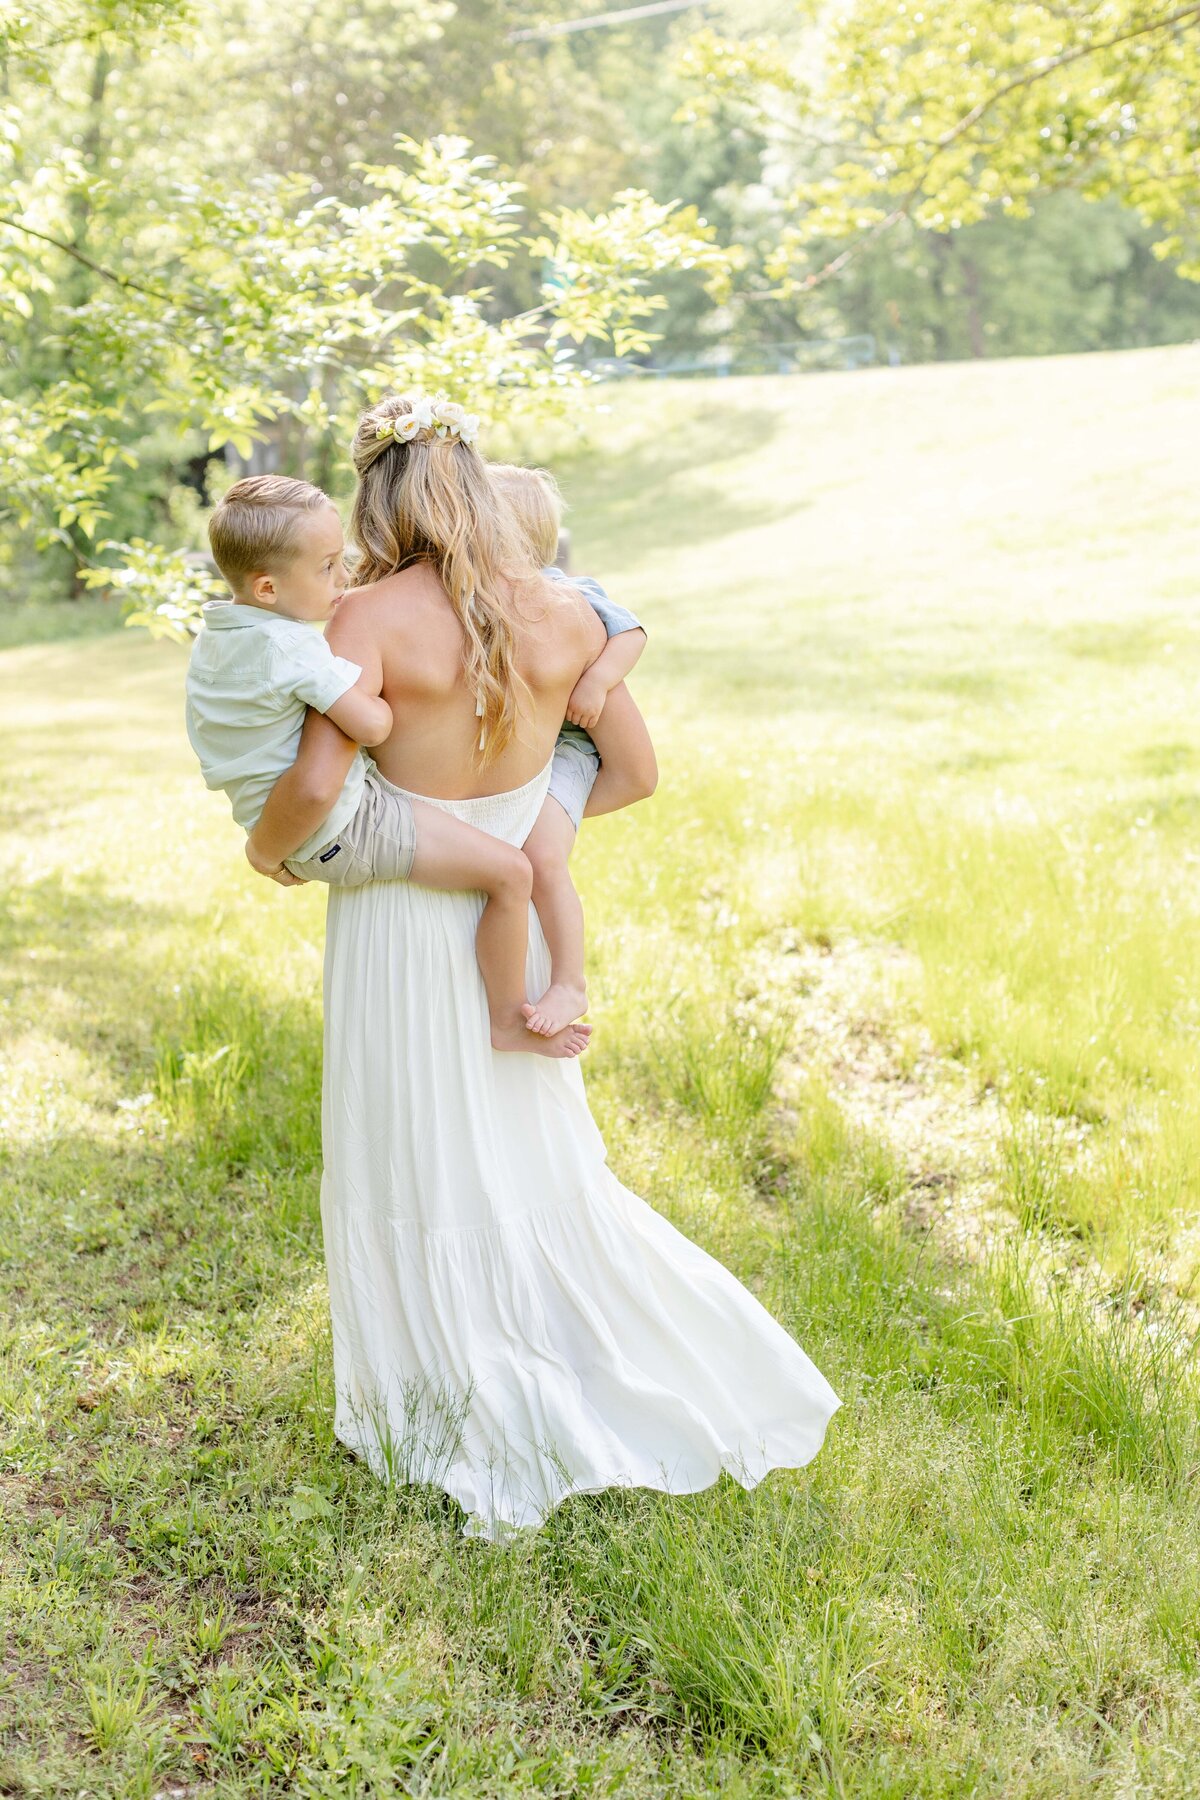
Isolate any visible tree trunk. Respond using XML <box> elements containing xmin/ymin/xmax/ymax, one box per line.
<box><xmin>67</xmin><ymin>44</ymin><xmax>112</xmax><ymax>306</ymax></box>
<box><xmin>962</xmin><ymin>257</ymin><xmax>987</xmax><ymax>359</ymax></box>
<box><xmin>62</xmin><ymin>44</ymin><xmax>113</xmax><ymax>595</ymax></box>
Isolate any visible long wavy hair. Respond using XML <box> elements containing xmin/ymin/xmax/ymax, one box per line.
<box><xmin>349</xmin><ymin>394</ymin><xmax>534</xmax><ymax>762</ymax></box>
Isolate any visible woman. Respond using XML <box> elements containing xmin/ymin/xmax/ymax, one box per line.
<box><xmin>250</xmin><ymin>394</ymin><xmax>841</xmax><ymax>1540</ymax></box>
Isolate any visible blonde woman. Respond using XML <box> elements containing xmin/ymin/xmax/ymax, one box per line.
<box><xmin>249</xmin><ymin>394</ymin><xmax>841</xmax><ymax>1540</ymax></box>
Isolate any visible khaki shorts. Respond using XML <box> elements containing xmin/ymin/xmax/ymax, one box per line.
<box><xmin>285</xmin><ymin>769</ymin><xmax>417</xmax><ymax>886</ymax></box>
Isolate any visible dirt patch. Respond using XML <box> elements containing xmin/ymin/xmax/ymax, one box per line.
<box><xmin>757</xmin><ymin>932</ymin><xmax>1200</xmax><ymax>1336</ymax></box>
<box><xmin>764</xmin><ymin>934</ymin><xmax>1043</xmax><ymax>1256</ymax></box>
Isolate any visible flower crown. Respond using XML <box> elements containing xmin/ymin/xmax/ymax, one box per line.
<box><xmin>374</xmin><ymin>396</ymin><xmax>481</xmax><ymax>449</ymax></box>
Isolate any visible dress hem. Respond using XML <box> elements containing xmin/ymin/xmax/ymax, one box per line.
<box><xmin>334</xmin><ymin>1397</ymin><xmax>842</xmax><ymax>1543</ymax></box>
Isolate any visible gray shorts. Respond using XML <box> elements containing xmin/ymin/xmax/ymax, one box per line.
<box><xmin>285</xmin><ymin>768</ymin><xmax>417</xmax><ymax>886</ymax></box>
<box><xmin>546</xmin><ymin>732</ymin><xmax>600</xmax><ymax>834</ymax></box>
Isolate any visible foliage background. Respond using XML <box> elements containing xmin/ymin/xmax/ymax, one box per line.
<box><xmin>4</xmin><ymin>0</ymin><xmax>1200</xmax><ymax>629</ymax></box>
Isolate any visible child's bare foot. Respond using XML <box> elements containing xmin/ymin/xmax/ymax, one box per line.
<box><xmin>492</xmin><ymin>1018</ymin><xmax>592</xmax><ymax>1059</ymax></box>
<box><xmin>521</xmin><ymin>982</ymin><xmax>588</xmax><ymax>1037</ymax></box>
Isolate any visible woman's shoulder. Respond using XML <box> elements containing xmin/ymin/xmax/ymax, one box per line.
<box><xmin>338</xmin><ymin>566</ymin><xmax>445</xmax><ymax>630</ymax></box>
<box><xmin>513</xmin><ymin>568</ymin><xmax>594</xmax><ymax>630</ymax></box>
<box><xmin>342</xmin><ymin>563</ymin><xmax>436</xmax><ymax>605</ymax></box>
<box><xmin>510</xmin><ymin>571</ymin><xmax>604</xmax><ymax>676</ymax></box>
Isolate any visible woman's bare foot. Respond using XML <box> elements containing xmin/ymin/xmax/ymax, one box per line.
<box><xmin>521</xmin><ymin>983</ymin><xmax>587</xmax><ymax>1037</ymax></box>
<box><xmin>492</xmin><ymin>1018</ymin><xmax>592</xmax><ymax>1059</ymax></box>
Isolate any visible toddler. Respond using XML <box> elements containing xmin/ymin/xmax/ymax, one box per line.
<box><xmin>185</xmin><ymin>472</ymin><xmax>591</xmax><ymax>1059</ymax></box>
<box><xmin>490</xmin><ymin>463</ymin><xmax>647</xmax><ymax>1037</ymax></box>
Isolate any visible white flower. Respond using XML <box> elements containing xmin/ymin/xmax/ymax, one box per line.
<box><xmin>431</xmin><ymin>400</ymin><xmax>480</xmax><ymax>446</ymax></box>
<box><xmin>433</xmin><ymin>400</ymin><xmax>466</xmax><ymax>438</ymax></box>
<box><xmin>375</xmin><ymin>395</ymin><xmax>479</xmax><ymax>450</ymax></box>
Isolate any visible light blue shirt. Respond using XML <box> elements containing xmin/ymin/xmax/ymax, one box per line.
<box><xmin>544</xmin><ymin>565</ymin><xmax>642</xmax><ymax>638</ymax></box>
<box><xmin>185</xmin><ymin>602</ymin><xmax>366</xmax><ymax>861</ymax></box>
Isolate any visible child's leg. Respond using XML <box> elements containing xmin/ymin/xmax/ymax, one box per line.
<box><xmin>407</xmin><ymin>799</ymin><xmax>591</xmax><ymax>1060</ymax></box>
<box><xmin>521</xmin><ymin>797</ymin><xmax>588</xmax><ymax>1037</ymax></box>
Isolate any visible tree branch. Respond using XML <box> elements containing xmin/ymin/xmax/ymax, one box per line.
<box><xmin>0</xmin><ymin>215</ymin><xmax>207</xmax><ymax>313</ymax></box>
<box><xmin>937</xmin><ymin>3</ymin><xmax>1200</xmax><ymax>150</ymax></box>
<box><xmin>798</xmin><ymin>207</ymin><xmax>909</xmax><ymax>290</ymax></box>
<box><xmin>795</xmin><ymin>4</ymin><xmax>1200</xmax><ymax>292</ymax></box>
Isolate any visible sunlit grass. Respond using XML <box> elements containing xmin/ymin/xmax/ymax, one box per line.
<box><xmin>3</xmin><ymin>346</ymin><xmax>1200</xmax><ymax>1794</ymax></box>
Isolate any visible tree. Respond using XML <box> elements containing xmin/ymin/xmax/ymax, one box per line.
<box><xmin>0</xmin><ymin>1</ymin><xmax>727</xmax><ymax>629</ymax></box>
<box><xmin>680</xmin><ymin>3</ymin><xmax>1200</xmax><ymax>292</ymax></box>
<box><xmin>806</xmin><ymin>191</ymin><xmax>1200</xmax><ymax>361</ymax></box>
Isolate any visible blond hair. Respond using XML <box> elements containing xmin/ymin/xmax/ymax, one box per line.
<box><xmin>490</xmin><ymin>463</ymin><xmax>562</xmax><ymax>567</ymax></box>
<box><xmin>349</xmin><ymin>395</ymin><xmax>535</xmax><ymax>762</ymax></box>
<box><xmin>207</xmin><ymin>474</ymin><xmax>328</xmax><ymax>592</ymax></box>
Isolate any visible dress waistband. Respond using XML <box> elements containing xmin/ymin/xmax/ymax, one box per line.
<box><xmin>366</xmin><ymin>756</ymin><xmax>554</xmax><ymax>815</ymax></box>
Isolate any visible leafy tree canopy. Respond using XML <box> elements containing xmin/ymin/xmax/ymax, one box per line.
<box><xmin>0</xmin><ymin>0</ymin><xmax>726</xmax><ymax>631</ymax></box>
<box><xmin>680</xmin><ymin>2</ymin><xmax>1200</xmax><ymax>292</ymax></box>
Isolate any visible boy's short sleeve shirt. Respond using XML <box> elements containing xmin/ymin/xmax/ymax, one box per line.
<box><xmin>185</xmin><ymin>602</ymin><xmax>366</xmax><ymax>859</ymax></box>
<box><xmin>544</xmin><ymin>566</ymin><xmax>643</xmax><ymax>639</ymax></box>
<box><xmin>268</xmin><ymin>615</ymin><xmax>364</xmax><ymax>714</ymax></box>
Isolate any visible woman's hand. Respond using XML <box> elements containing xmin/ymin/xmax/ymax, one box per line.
<box><xmin>245</xmin><ymin>837</ymin><xmax>307</xmax><ymax>886</ymax></box>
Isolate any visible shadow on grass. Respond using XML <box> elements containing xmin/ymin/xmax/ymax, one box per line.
<box><xmin>1</xmin><ymin>871</ymin><xmax>326</xmax><ymax>1340</ymax></box>
<box><xmin>559</xmin><ymin>403</ymin><xmax>800</xmax><ymax>573</ymax></box>
<box><xmin>0</xmin><ymin>871</ymin><xmax>179</xmax><ymax>955</ymax></box>
<box><xmin>1053</xmin><ymin>619</ymin><xmax>1173</xmax><ymax>665</ymax></box>
<box><xmin>654</xmin><ymin>636</ymin><xmax>1029</xmax><ymax>721</ymax></box>
<box><xmin>1</xmin><ymin>1121</ymin><xmax>326</xmax><ymax>1328</ymax></box>
<box><xmin>0</xmin><ymin>873</ymin><xmax>191</xmax><ymax>1117</ymax></box>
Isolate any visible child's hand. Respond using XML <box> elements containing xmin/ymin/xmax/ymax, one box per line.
<box><xmin>245</xmin><ymin>837</ymin><xmax>307</xmax><ymax>886</ymax></box>
<box><xmin>565</xmin><ymin>668</ymin><xmax>609</xmax><ymax>732</ymax></box>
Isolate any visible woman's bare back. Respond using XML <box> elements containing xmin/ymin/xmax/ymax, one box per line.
<box><xmin>327</xmin><ymin>562</ymin><xmax>603</xmax><ymax>799</ymax></box>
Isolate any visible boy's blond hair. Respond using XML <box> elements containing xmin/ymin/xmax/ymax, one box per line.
<box><xmin>208</xmin><ymin>474</ymin><xmax>329</xmax><ymax>593</ymax></box>
<box><xmin>489</xmin><ymin>463</ymin><xmax>563</xmax><ymax>568</ymax></box>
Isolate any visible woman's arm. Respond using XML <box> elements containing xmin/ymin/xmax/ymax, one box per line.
<box><xmin>582</xmin><ymin>682</ymin><xmax>657</xmax><ymax>818</ymax></box>
<box><xmin>246</xmin><ymin>707</ymin><xmax>360</xmax><ymax>877</ymax></box>
<box><xmin>246</xmin><ymin>595</ymin><xmax>385</xmax><ymax>881</ymax></box>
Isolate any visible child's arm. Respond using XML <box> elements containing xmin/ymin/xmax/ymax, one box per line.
<box><xmin>565</xmin><ymin>627</ymin><xmax>646</xmax><ymax>732</ymax></box>
<box><xmin>246</xmin><ymin>709</ymin><xmax>360</xmax><ymax>880</ymax></box>
<box><xmin>581</xmin><ymin>681</ymin><xmax>657</xmax><ymax>817</ymax></box>
<box><xmin>324</xmin><ymin>682</ymin><xmax>392</xmax><ymax>748</ymax></box>
<box><xmin>322</xmin><ymin>603</ymin><xmax>392</xmax><ymax>746</ymax></box>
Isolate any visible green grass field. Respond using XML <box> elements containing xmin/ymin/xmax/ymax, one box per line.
<box><xmin>3</xmin><ymin>345</ymin><xmax>1200</xmax><ymax>1797</ymax></box>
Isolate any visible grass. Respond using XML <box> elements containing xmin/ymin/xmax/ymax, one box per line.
<box><xmin>0</xmin><ymin>588</ymin><xmax>124</xmax><ymax>651</ymax></box>
<box><xmin>2</xmin><ymin>344</ymin><xmax>1200</xmax><ymax>1796</ymax></box>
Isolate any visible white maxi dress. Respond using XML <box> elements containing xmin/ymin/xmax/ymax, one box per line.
<box><xmin>320</xmin><ymin>759</ymin><xmax>841</xmax><ymax>1540</ymax></box>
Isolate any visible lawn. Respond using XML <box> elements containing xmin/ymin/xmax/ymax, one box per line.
<box><xmin>2</xmin><ymin>344</ymin><xmax>1199</xmax><ymax>1797</ymax></box>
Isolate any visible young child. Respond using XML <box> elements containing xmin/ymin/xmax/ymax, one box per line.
<box><xmin>489</xmin><ymin>463</ymin><xmax>647</xmax><ymax>1038</ymax></box>
<box><xmin>185</xmin><ymin>472</ymin><xmax>591</xmax><ymax>1059</ymax></box>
